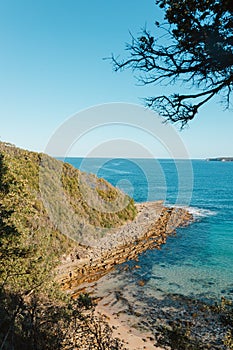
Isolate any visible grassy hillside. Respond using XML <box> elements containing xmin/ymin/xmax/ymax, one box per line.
<box><xmin>0</xmin><ymin>141</ymin><xmax>136</xmax><ymax>294</ymax></box>
<box><xmin>0</xmin><ymin>141</ymin><xmax>135</xmax><ymax>349</ymax></box>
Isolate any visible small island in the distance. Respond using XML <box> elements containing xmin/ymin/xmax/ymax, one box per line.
<box><xmin>206</xmin><ymin>157</ymin><xmax>233</xmax><ymax>162</ymax></box>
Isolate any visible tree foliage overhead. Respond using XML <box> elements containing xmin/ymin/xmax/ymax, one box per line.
<box><xmin>112</xmin><ymin>0</ymin><xmax>233</xmax><ymax>126</ymax></box>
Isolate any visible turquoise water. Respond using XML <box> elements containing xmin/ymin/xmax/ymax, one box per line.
<box><xmin>64</xmin><ymin>158</ymin><xmax>233</xmax><ymax>302</ymax></box>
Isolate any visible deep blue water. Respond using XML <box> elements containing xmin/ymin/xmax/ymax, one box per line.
<box><xmin>64</xmin><ymin>157</ymin><xmax>233</xmax><ymax>301</ymax></box>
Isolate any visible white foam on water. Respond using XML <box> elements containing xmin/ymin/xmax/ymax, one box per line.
<box><xmin>171</xmin><ymin>205</ymin><xmax>218</xmax><ymax>219</ymax></box>
<box><xmin>187</xmin><ymin>207</ymin><xmax>217</xmax><ymax>218</ymax></box>
<box><xmin>101</xmin><ymin>167</ymin><xmax>131</xmax><ymax>175</ymax></box>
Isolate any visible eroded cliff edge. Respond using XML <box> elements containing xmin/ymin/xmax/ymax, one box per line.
<box><xmin>57</xmin><ymin>201</ymin><xmax>193</xmax><ymax>295</ymax></box>
<box><xmin>0</xmin><ymin>141</ymin><xmax>192</xmax><ymax>298</ymax></box>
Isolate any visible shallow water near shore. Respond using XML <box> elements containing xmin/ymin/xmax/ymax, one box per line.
<box><xmin>65</xmin><ymin>158</ymin><xmax>233</xmax><ymax>303</ymax></box>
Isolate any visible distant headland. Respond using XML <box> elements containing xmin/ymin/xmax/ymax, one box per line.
<box><xmin>206</xmin><ymin>157</ymin><xmax>233</xmax><ymax>162</ymax></box>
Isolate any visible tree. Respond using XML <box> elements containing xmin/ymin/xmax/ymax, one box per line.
<box><xmin>111</xmin><ymin>0</ymin><xmax>233</xmax><ymax>126</ymax></box>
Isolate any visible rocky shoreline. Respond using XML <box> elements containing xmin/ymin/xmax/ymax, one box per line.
<box><xmin>92</xmin><ymin>275</ymin><xmax>232</xmax><ymax>350</ymax></box>
<box><xmin>55</xmin><ymin>202</ymin><xmax>233</xmax><ymax>349</ymax></box>
<box><xmin>56</xmin><ymin>201</ymin><xmax>192</xmax><ymax>296</ymax></box>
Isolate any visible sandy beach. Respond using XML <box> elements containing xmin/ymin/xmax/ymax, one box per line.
<box><xmin>95</xmin><ymin>293</ymin><xmax>166</xmax><ymax>350</ymax></box>
<box><xmin>56</xmin><ymin>201</ymin><xmax>192</xmax><ymax>349</ymax></box>
<box><xmin>55</xmin><ymin>200</ymin><xmax>232</xmax><ymax>349</ymax></box>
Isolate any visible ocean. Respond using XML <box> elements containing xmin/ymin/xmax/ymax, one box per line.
<box><xmin>64</xmin><ymin>157</ymin><xmax>233</xmax><ymax>303</ymax></box>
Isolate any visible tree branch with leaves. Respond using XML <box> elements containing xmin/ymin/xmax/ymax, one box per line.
<box><xmin>111</xmin><ymin>0</ymin><xmax>233</xmax><ymax>126</ymax></box>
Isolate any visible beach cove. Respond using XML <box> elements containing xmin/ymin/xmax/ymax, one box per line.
<box><xmin>56</xmin><ymin>201</ymin><xmax>192</xmax><ymax>295</ymax></box>
<box><xmin>56</xmin><ymin>201</ymin><xmax>193</xmax><ymax>349</ymax></box>
<box><xmin>56</xmin><ymin>199</ymin><xmax>232</xmax><ymax>349</ymax></box>
<box><xmin>60</xmin><ymin>157</ymin><xmax>233</xmax><ymax>349</ymax></box>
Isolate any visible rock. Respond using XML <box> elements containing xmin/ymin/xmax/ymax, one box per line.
<box><xmin>56</xmin><ymin>202</ymin><xmax>193</xmax><ymax>292</ymax></box>
<box><xmin>138</xmin><ymin>280</ymin><xmax>146</xmax><ymax>287</ymax></box>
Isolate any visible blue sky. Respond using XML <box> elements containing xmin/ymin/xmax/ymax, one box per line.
<box><xmin>0</xmin><ymin>0</ymin><xmax>232</xmax><ymax>159</ymax></box>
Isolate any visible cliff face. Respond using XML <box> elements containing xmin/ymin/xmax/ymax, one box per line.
<box><xmin>0</xmin><ymin>141</ymin><xmax>137</xmax><ymax>294</ymax></box>
<box><xmin>57</xmin><ymin>203</ymin><xmax>193</xmax><ymax>295</ymax></box>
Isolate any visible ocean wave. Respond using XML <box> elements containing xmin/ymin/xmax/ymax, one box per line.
<box><xmin>189</xmin><ymin>207</ymin><xmax>217</xmax><ymax>218</ymax></box>
<box><xmin>102</xmin><ymin>167</ymin><xmax>131</xmax><ymax>175</ymax></box>
<box><xmin>171</xmin><ymin>205</ymin><xmax>217</xmax><ymax>218</ymax></box>
<box><xmin>188</xmin><ymin>207</ymin><xmax>217</xmax><ymax>218</ymax></box>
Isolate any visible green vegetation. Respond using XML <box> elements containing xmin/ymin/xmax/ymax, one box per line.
<box><xmin>0</xmin><ymin>141</ymin><xmax>135</xmax><ymax>349</ymax></box>
<box><xmin>112</xmin><ymin>0</ymin><xmax>233</xmax><ymax>126</ymax></box>
<box><xmin>1</xmin><ymin>141</ymin><xmax>233</xmax><ymax>349</ymax></box>
<box><xmin>61</xmin><ymin>161</ymin><xmax>136</xmax><ymax>231</ymax></box>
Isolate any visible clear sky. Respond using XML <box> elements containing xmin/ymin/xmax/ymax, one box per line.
<box><xmin>0</xmin><ymin>0</ymin><xmax>232</xmax><ymax>159</ymax></box>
